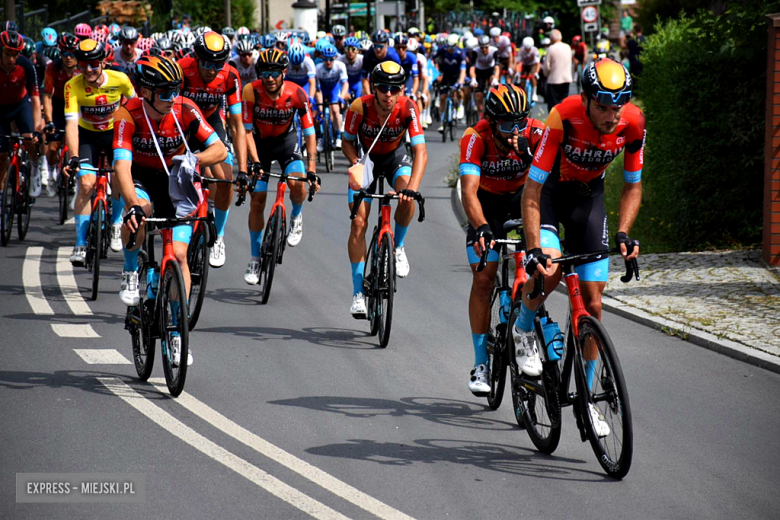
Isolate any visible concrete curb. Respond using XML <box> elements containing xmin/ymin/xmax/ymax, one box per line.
<box><xmin>452</xmin><ymin>177</ymin><xmax>780</xmax><ymax>375</ymax></box>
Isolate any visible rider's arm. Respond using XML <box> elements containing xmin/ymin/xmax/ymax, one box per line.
<box><xmin>242</xmin><ymin>83</ymin><xmax>260</xmax><ymax>164</ymax></box>
<box><xmin>63</xmin><ymin>79</ymin><xmax>79</xmax><ymax>167</ymax></box>
<box><xmin>524</xmin><ymin>109</ymin><xmax>563</xmax><ymax>252</ymax></box>
<box><xmin>459</xmin><ymin>128</ymin><xmax>488</xmax><ymax>227</ymax></box>
<box><xmin>112</xmin><ymin>106</ymin><xmax>138</xmax><ymax>208</ymax></box>
<box><xmin>42</xmin><ymin>93</ymin><xmax>53</xmax><ymax>124</ymax></box>
<box><xmin>21</xmin><ymin>57</ymin><xmax>42</xmax><ymax>131</ymax></box>
<box><xmin>297</xmin><ymin>86</ymin><xmax>317</xmax><ymax>172</ymax></box>
<box><xmin>404</xmin><ymin>99</ymin><xmax>427</xmax><ymax>192</ymax></box>
<box><xmin>225</xmin><ymin>66</ymin><xmax>247</xmax><ymax>172</ymax></box>
<box><xmin>341</xmin><ymin>98</ymin><xmax>362</xmax><ymax>165</ymax></box>
<box><xmin>339</xmin><ymin>63</ymin><xmax>349</xmax><ymax>100</ymax></box>
<box><xmin>520</xmin><ymin>179</ymin><xmax>545</xmax><ymax>251</ymax></box>
<box><xmin>617</xmin><ymin>107</ymin><xmax>647</xmax><ymax>259</ymax></box>
<box><xmin>458</xmin><ymin>54</ymin><xmax>467</xmax><ymax>84</ymax></box>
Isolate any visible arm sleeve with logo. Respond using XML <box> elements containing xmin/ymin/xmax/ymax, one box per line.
<box><xmin>294</xmin><ymin>84</ymin><xmax>315</xmax><ymax>137</ymax></box>
<box><xmin>242</xmin><ymin>82</ymin><xmax>255</xmax><ymax>131</ymax></box>
<box><xmin>112</xmin><ymin>106</ymin><xmax>135</xmax><ymax>164</ymax></box>
<box><xmin>343</xmin><ymin>98</ymin><xmax>363</xmax><ymax>141</ymax></box>
<box><xmin>403</xmin><ymin>97</ymin><xmax>425</xmax><ymax>146</ymax></box>
<box><xmin>225</xmin><ymin>64</ymin><xmax>243</xmax><ymax>115</ymax></box>
<box><xmin>529</xmin><ymin>107</ymin><xmax>562</xmax><ymax>184</ymax></box>
<box><xmin>459</xmin><ymin>127</ymin><xmax>483</xmax><ymax>177</ymax></box>
<box><xmin>622</xmin><ymin>107</ymin><xmax>646</xmax><ymax>183</ymax></box>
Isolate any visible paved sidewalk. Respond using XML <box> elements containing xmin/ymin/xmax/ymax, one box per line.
<box><xmin>452</xmin><ymin>179</ymin><xmax>780</xmax><ymax>374</ymax></box>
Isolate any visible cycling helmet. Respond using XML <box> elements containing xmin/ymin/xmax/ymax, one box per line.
<box><xmin>135</xmin><ymin>54</ymin><xmax>183</xmax><ymax>89</ymax></box>
<box><xmin>435</xmin><ymin>34</ymin><xmax>447</xmax><ymax>46</ymax></box>
<box><xmin>359</xmin><ymin>38</ymin><xmax>372</xmax><ymax>51</ymax></box>
<box><xmin>167</xmin><ymin>29</ymin><xmax>182</xmax><ymax>43</ymax></box>
<box><xmin>300</xmin><ymin>32</ymin><xmax>311</xmax><ymax>45</ymax></box>
<box><xmin>2</xmin><ymin>21</ymin><xmax>18</xmax><ymax>32</ymax></box>
<box><xmin>447</xmin><ymin>34</ymin><xmax>460</xmax><ymax>47</ymax></box>
<box><xmin>581</xmin><ymin>59</ymin><xmax>633</xmax><ymax>106</ymax></box>
<box><xmin>58</xmin><ymin>32</ymin><xmax>80</xmax><ymax>52</ymax></box>
<box><xmin>93</xmin><ymin>24</ymin><xmax>109</xmax><ymax>35</ymax></box>
<box><xmin>237</xmin><ymin>26</ymin><xmax>250</xmax><ymax>36</ymax></box>
<box><xmin>182</xmin><ymin>32</ymin><xmax>196</xmax><ymax>47</ymax></box>
<box><xmin>332</xmin><ymin>25</ymin><xmax>346</xmax><ymax>37</ymax></box>
<box><xmin>370</xmin><ymin>60</ymin><xmax>406</xmax><ymax>86</ymax></box>
<box><xmin>194</xmin><ymin>31</ymin><xmax>229</xmax><ymax>62</ymax></box>
<box><xmin>94</xmin><ymin>30</ymin><xmax>110</xmax><ymax>44</ymax></box>
<box><xmin>543</xmin><ymin>16</ymin><xmax>555</xmax><ymax>27</ymax></box>
<box><xmin>321</xmin><ymin>45</ymin><xmax>337</xmax><ymax>60</ymax></box>
<box><xmin>255</xmin><ymin>48</ymin><xmax>289</xmax><ymax>72</ymax></box>
<box><xmin>484</xmin><ymin>84</ymin><xmax>529</xmax><ymax>120</ymax></box>
<box><xmin>408</xmin><ymin>27</ymin><xmax>420</xmax><ymax>35</ymax></box>
<box><xmin>316</xmin><ymin>30</ymin><xmax>327</xmax><ymax>40</ymax></box>
<box><xmin>393</xmin><ymin>34</ymin><xmax>408</xmax><ymax>47</ymax></box>
<box><xmin>104</xmin><ymin>44</ymin><xmax>114</xmax><ymax>62</ymax></box>
<box><xmin>222</xmin><ymin>27</ymin><xmax>236</xmax><ymax>38</ymax></box>
<box><xmin>371</xmin><ymin>30</ymin><xmax>389</xmax><ymax>44</ymax></box>
<box><xmin>41</xmin><ymin>27</ymin><xmax>58</xmax><ymax>47</ymax></box>
<box><xmin>153</xmin><ymin>36</ymin><xmax>174</xmax><ymax>51</ymax></box>
<box><xmin>137</xmin><ymin>38</ymin><xmax>154</xmax><ymax>52</ymax></box>
<box><xmin>315</xmin><ymin>38</ymin><xmax>329</xmax><ymax>53</ymax></box>
<box><xmin>0</xmin><ymin>30</ymin><xmax>25</xmax><ymax>52</ymax></box>
<box><xmin>344</xmin><ymin>36</ymin><xmax>359</xmax><ymax>49</ymax></box>
<box><xmin>43</xmin><ymin>46</ymin><xmax>61</xmax><ymax>61</ymax></box>
<box><xmin>141</xmin><ymin>48</ymin><xmax>164</xmax><ymax>58</ymax></box>
<box><xmin>466</xmin><ymin>37</ymin><xmax>478</xmax><ymax>49</ymax></box>
<box><xmin>477</xmin><ymin>35</ymin><xmax>490</xmax><ymax>46</ymax></box>
<box><xmin>21</xmin><ymin>37</ymin><xmax>35</xmax><ymax>58</ymax></box>
<box><xmin>74</xmin><ymin>23</ymin><xmax>92</xmax><ymax>39</ymax></box>
<box><xmin>109</xmin><ymin>23</ymin><xmax>121</xmax><ymax>37</ymax></box>
<box><xmin>74</xmin><ymin>39</ymin><xmax>106</xmax><ymax>62</ymax></box>
<box><xmin>175</xmin><ymin>47</ymin><xmax>191</xmax><ymax>60</ymax></box>
<box><xmin>407</xmin><ymin>38</ymin><xmax>419</xmax><ymax>52</ymax></box>
<box><xmin>473</xmin><ymin>28</ymin><xmax>484</xmax><ymax>36</ymax></box>
<box><xmin>193</xmin><ymin>26</ymin><xmax>211</xmax><ymax>37</ymax></box>
<box><xmin>236</xmin><ymin>39</ymin><xmax>254</xmax><ymax>54</ymax></box>
<box><xmin>541</xmin><ymin>38</ymin><xmax>550</xmax><ymax>46</ymax></box>
<box><xmin>573</xmin><ymin>35</ymin><xmax>582</xmax><ymax>44</ymax></box>
<box><xmin>262</xmin><ymin>33</ymin><xmax>277</xmax><ymax>49</ymax></box>
<box><xmin>288</xmin><ymin>42</ymin><xmax>306</xmax><ymax>65</ymax></box>
<box><xmin>119</xmin><ymin>26</ymin><xmax>139</xmax><ymax>41</ymax></box>
<box><xmin>522</xmin><ymin>37</ymin><xmax>534</xmax><ymax>49</ymax></box>
<box><xmin>489</xmin><ymin>27</ymin><xmax>501</xmax><ymax>38</ymax></box>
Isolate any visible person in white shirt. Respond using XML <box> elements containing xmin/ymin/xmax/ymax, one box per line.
<box><xmin>542</xmin><ymin>29</ymin><xmax>572</xmax><ymax>108</ymax></box>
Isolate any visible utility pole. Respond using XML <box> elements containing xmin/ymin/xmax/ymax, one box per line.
<box><xmin>224</xmin><ymin>0</ymin><xmax>231</xmax><ymax>27</ymax></box>
<box><xmin>4</xmin><ymin>0</ymin><xmax>15</xmax><ymax>23</ymax></box>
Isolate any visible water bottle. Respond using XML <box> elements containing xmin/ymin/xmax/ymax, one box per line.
<box><xmin>499</xmin><ymin>290</ymin><xmax>511</xmax><ymax>323</ymax></box>
<box><xmin>541</xmin><ymin>318</ymin><xmax>564</xmax><ymax>362</ymax></box>
<box><xmin>147</xmin><ymin>269</ymin><xmax>159</xmax><ymax>300</ymax></box>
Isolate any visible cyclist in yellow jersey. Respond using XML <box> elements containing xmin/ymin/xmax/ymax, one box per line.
<box><xmin>63</xmin><ymin>39</ymin><xmax>135</xmax><ymax>266</ymax></box>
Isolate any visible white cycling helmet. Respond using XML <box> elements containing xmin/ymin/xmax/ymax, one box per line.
<box><xmin>489</xmin><ymin>27</ymin><xmax>501</xmax><ymax>38</ymax></box>
<box><xmin>543</xmin><ymin>16</ymin><xmax>555</xmax><ymax>26</ymax></box>
<box><xmin>466</xmin><ymin>37</ymin><xmax>479</xmax><ymax>49</ymax></box>
<box><xmin>237</xmin><ymin>26</ymin><xmax>250</xmax><ymax>36</ymax></box>
<box><xmin>447</xmin><ymin>33</ymin><xmax>460</xmax><ymax>46</ymax></box>
<box><xmin>407</xmin><ymin>38</ymin><xmax>419</xmax><ymax>52</ymax></box>
<box><xmin>522</xmin><ymin>37</ymin><xmax>534</xmax><ymax>49</ymax></box>
<box><xmin>541</xmin><ymin>37</ymin><xmax>551</xmax><ymax>46</ymax></box>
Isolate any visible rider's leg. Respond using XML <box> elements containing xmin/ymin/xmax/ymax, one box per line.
<box><xmin>347</xmin><ymin>190</ymin><xmax>372</xmax><ymax>296</ymax></box>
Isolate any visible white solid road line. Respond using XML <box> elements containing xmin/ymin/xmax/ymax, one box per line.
<box><xmin>56</xmin><ymin>246</ymin><xmax>93</xmax><ymax>316</ymax></box>
<box><xmin>150</xmin><ymin>379</ymin><xmax>415</xmax><ymax>520</ymax></box>
<box><xmin>74</xmin><ymin>349</ymin><xmax>129</xmax><ymax>364</ymax></box>
<box><xmin>53</xmin><ymin>324</ymin><xmax>100</xmax><ymax>338</ymax></box>
<box><xmin>23</xmin><ymin>247</ymin><xmax>54</xmax><ymax>315</ymax></box>
<box><xmin>99</xmin><ymin>378</ymin><xmax>352</xmax><ymax>520</ymax></box>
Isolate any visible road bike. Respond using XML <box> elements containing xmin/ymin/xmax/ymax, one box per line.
<box><xmin>124</xmin><ymin>213</ymin><xmax>212</xmax><ymax>397</ymax></box>
<box><xmin>439</xmin><ymin>84</ymin><xmax>459</xmax><ymax>143</ymax></box>
<box><xmin>349</xmin><ymin>178</ymin><xmax>425</xmax><ymax>348</ymax></box>
<box><xmin>316</xmin><ymin>103</ymin><xmax>337</xmax><ymax>173</ymax></box>
<box><xmin>1</xmin><ymin>134</ymin><xmax>35</xmax><ymax>247</ymax></box>
<box><xmin>464</xmin><ymin>87</ymin><xmax>479</xmax><ymax>127</ymax></box>
<box><xmin>509</xmin><ymin>248</ymin><xmax>639</xmax><ymax>479</ymax></box>
<box><xmin>248</xmin><ymin>166</ymin><xmax>319</xmax><ymax>304</ymax></box>
<box><xmin>474</xmin><ymin>219</ymin><xmax>527</xmax><ymax>410</ymax></box>
<box><xmin>49</xmin><ymin>131</ymin><xmax>74</xmax><ymax>225</ymax></box>
<box><xmin>79</xmin><ymin>156</ymin><xmax>112</xmax><ymax>301</ymax></box>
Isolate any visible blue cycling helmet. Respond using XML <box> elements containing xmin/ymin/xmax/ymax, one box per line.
<box><xmin>289</xmin><ymin>42</ymin><xmax>306</xmax><ymax>65</ymax></box>
<box><xmin>300</xmin><ymin>32</ymin><xmax>311</xmax><ymax>45</ymax></box>
<box><xmin>344</xmin><ymin>36</ymin><xmax>359</xmax><ymax>49</ymax></box>
<box><xmin>263</xmin><ymin>33</ymin><xmax>277</xmax><ymax>49</ymax></box>
<box><xmin>473</xmin><ymin>28</ymin><xmax>484</xmax><ymax>36</ymax></box>
<box><xmin>41</xmin><ymin>27</ymin><xmax>57</xmax><ymax>47</ymax></box>
<box><xmin>315</xmin><ymin>38</ymin><xmax>329</xmax><ymax>53</ymax></box>
<box><xmin>321</xmin><ymin>45</ymin><xmax>337</xmax><ymax>59</ymax></box>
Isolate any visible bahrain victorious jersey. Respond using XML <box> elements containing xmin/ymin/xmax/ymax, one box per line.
<box><xmin>241</xmin><ymin>80</ymin><xmax>315</xmax><ymax>139</ymax></box>
<box><xmin>113</xmin><ymin>96</ymin><xmax>218</xmax><ymax>170</ymax></box>
<box><xmin>43</xmin><ymin>60</ymin><xmax>79</xmax><ymax>100</ymax></box>
<box><xmin>529</xmin><ymin>95</ymin><xmax>646</xmax><ymax>185</ymax></box>
<box><xmin>179</xmin><ymin>56</ymin><xmax>242</xmax><ymax>119</ymax></box>
<box><xmin>343</xmin><ymin>95</ymin><xmax>425</xmax><ymax>156</ymax></box>
<box><xmin>459</xmin><ymin>118</ymin><xmax>545</xmax><ymax>194</ymax></box>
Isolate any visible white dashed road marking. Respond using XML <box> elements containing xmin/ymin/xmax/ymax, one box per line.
<box><xmin>56</xmin><ymin>246</ymin><xmax>93</xmax><ymax>316</ymax></box>
<box><xmin>74</xmin><ymin>349</ymin><xmax>130</xmax><ymax>364</ymax></box>
<box><xmin>52</xmin><ymin>323</ymin><xmax>100</xmax><ymax>338</ymax></box>
<box><xmin>23</xmin><ymin>247</ymin><xmax>54</xmax><ymax>315</ymax></box>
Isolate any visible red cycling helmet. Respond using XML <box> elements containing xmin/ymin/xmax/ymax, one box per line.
<box><xmin>0</xmin><ymin>30</ymin><xmax>25</xmax><ymax>52</ymax></box>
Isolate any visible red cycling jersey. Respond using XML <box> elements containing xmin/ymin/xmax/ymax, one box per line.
<box><xmin>530</xmin><ymin>95</ymin><xmax>646</xmax><ymax>185</ymax></box>
<box><xmin>573</xmin><ymin>42</ymin><xmax>588</xmax><ymax>59</ymax></box>
<box><xmin>460</xmin><ymin>118</ymin><xmax>545</xmax><ymax>194</ymax></box>
<box><xmin>0</xmin><ymin>55</ymin><xmax>39</xmax><ymax>105</ymax></box>
<box><xmin>178</xmin><ymin>56</ymin><xmax>242</xmax><ymax>119</ymax></box>
<box><xmin>43</xmin><ymin>60</ymin><xmax>79</xmax><ymax>100</ymax></box>
<box><xmin>343</xmin><ymin>95</ymin><xmax>425</xmax><ymax>156</ymax></box>
<box><xmin>241</xmin><ymin>80</ymin><xmax>315</xmax><ymax>139</ymax></box>
<box><xmin>112</xmin><ymin>96</ymin><xmax>218</xmax><ymax>170</ymax></box>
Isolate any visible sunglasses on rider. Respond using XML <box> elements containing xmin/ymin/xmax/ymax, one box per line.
<box><xmin>275</xmin><ymin>42</ymin><xmax>287</xmax><ymax>50</ymax></box>
<box><xmin>592</xmin><ymin>90</ymin><xmax>632</xmax><ymax>107</ymax></box>
<box><xmin>345</xmin><ymin>46</ymin><xmax>357</xmax><ymax>52</ymax></box>
<box><xmin>198</xmin><ymin>60</ymin><xmax>224</xmax><ymax>71</ymax></box>
<box><xmin>497</xmin><ymin>118</ymin><xmax>527</xmax><ymax>133</ymax></box>
<box><xmin>156</xmin><ymin>86</ymin><xmax>180</xmax><ymax>102</ymax></box>
<box><xmin>62</xmin><ymin>50</ymin><xmax>77</xmax><ymax>58</ymax></box>
<box><xmin>375</xmin><ymin>84</ymin><xmax>402</xmax><ymax>95</ymax></box>
<box><xmin>374</xmin><ymin>44</ymin><xmax>385</xmax><ymax>50</ymax></box>
<box><xmin>260</xmin><ymin>70</ymin><xmax>283</xmax><ymax>79</ymax></box>
<box><xmin>239</xmin><ymin>52</ymin><xmax>253</xmax><ymax>58</ymax></box>
<box><xmin>78</xmin><ymin>59</ymin><xmax>102</xmax><ymax>70</ymax></box>
<box><xmin>396</xmin><ymin>46</ymin><xmax>407</xmax><ymax>51</ymax></box>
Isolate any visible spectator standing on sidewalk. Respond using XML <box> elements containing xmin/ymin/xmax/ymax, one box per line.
<box><xmin>541</xmin><ymin>29</ymin><xmax>572</xmax><ymax>109</ymax></box>
<box><xmin>620</xmin><ymin>10</ymin><xmax>634</xmax><ymax>39</ymax></box>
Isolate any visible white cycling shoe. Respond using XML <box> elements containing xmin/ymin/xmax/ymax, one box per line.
<box><xmin>244</xmin><ymin>258</ymin><xmax>260</xmax><ymax>285</ymax></box>
<box><xmin>109</xmin><ymin>224</ymin><xmax>123</xmax><ymax>252</ymax></box>
<box><xmin>395</xmin><ymin>247</ymin><xmax>409</xmax><ymax>278</ymax></box>
<box><xmin>468</xmin><ymin>364</ymin><xmax>491</xmax><ymax>396</ymax></box>
<box><xmin>119</xmin><ymin>270</ymin><xmax>140</xmax><ymax>306</ymax></box>
<box><xmin>588</xmin><ymin>403</ymin><xmax>611</xmax><ymax>438</ymax></box>
<box><xmin>209</xmin><ymin>236</ymin><xmax>226</xmax><ymax>268</ymax></box>
<box><xmin>287</xmin><ymin>215</ymin><xmax>303</xmax><ymax>247</ymax></box>
<box><xmin>170</xmin><ymin>335</ymin><xmax>194</xmax><ymax>367</ymax></box>
<box><xmin>512</xmin><ymin>324</ymin><xmax>543</xmax><ymax>376</ymax></box>
<box><xmin>350</xmin><ymin>293</ymin><xmax>367</xmax><ymax>319</ymax></box>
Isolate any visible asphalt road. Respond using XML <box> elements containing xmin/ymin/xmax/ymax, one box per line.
<box><xmin>2</xmin><ymin>121</ymin><xmax>780</xmax><ymax>520</ymax></box>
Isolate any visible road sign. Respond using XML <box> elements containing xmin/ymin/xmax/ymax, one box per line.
<box><xmin>583</xmin><ymin>22</ymin><xmax>599</xmax><ymax>32</ymax></box>
<box><xmin>581</xmin><ymin>6</ymin><xmax>599</xmax><ymax>23</ymax></box>
<box><xmin>578</xmin><ymin>0</ymin><xmax>601</xmax><ymax>5</ymax></box>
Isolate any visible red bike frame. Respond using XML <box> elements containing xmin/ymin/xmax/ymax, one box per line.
<box><xmin>563</xmin><ymin>273</ymin><xmax>589</xmax><ymax>339</ymax></box>
<box><xmin>90</xmin><ymin>157</ymin><xmax>110</xmax><ymax>216</ymax></box>
<box><xmin>269</xmin><ymin>180</ymin><xmax>288</xmax><ymax>224</ymax></box>
<box><xmin>511</xmin><ymin>250</ymin><xmax>527</xmax><ymax>300</ymax></box>
<box><xmin>377</xmin><ymin>202</ymin><xmax>393</xmax><ymax>250</ymax></box>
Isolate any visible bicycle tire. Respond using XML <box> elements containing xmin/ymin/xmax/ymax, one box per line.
<box><xmin>364</xmin><ymin>229</ymin><xmax>380</xmax><ymax>336</ymax></box>
<box><xmin>486</xmin><ymin>287</ymin><xmax>508</xmax><ymax>409</ymax></box>
<box><xmin>186</xmin><ymin>222</ymin><xmax>210</xmax><ymax>331</ymax></box>
<box><xmin>258</xmin><ymin>207</ymin><xmax>281</xmax><ymax>304</ymax></box>
<box><xmin>449</xmin><ymin>119</ymin><xmax>455</xmax><ymax>142</ymax></box>
<box><xmin>88</xmin><ymin>199</ymin><xmax>105</xmax><ymax>301</ymax></box>
<box><xmin>376</xmin><ymin>232</ymin><xmax>394</xmax><ymax>348</ymax></box>
<box><xmin>131</xmin><ymin>259</ymin><xmax>156</xmax><ymax>380</ymax></box>
<box><xmin>17</xmin><ymin>162</ymin><xmax>31</xmax><ymax>240</ymax></box>
<box><xmin>323</xmin><ymin>115</ymin><xmax>332</xmax><ymax>173</ymax></box>
<box><xmin>575</xmin><ymin>315</ymin><xmax>633</xmax><ymax>479</ymax></box>
<box><xmin>2</xmin><ymin>165</ymin><xmax>17</xmax><ymax>246</ymax></box>
<box><xmin>160</xmin><ymin>260</ymin><xmax>190</xmax><ymax>397</ymax></box>
<box><xmin>277</xmin><ymin>208</ymin><xmax>287</xmax><ymax>265</ymax></box>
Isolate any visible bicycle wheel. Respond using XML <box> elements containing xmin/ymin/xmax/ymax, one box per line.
<box><xmin>277</xmin><ymin>208</ymin><xmax>287</xmax><ymax>265</ymax></box>
<box><xmin>575</xmin><ymin>315</ymin><xmax>633</xmax><ymax>479</ymax></box>
<box><xmin>159</xmin><ymin>260</ymin><xmax>190</xmax><ymax>397</ymax></box>
<box><xmin>364</xmin><ymin>229</ymin><xmax>380</xmax><ymax>336</ymax></box>
<box><xmin>2</xmin><ymin>165</ymin><xmax>17</xmax><ymax>246</ymax></box>
<box><xmin>486</xmin><ymin>287</ymin><xmax>508</xmax><ymax>409</ymax></box>
<box><xmin>441</xmin><ymin>100</ymin><xmax>449</xmax><ymax>142</ymax></box>
<box><xmin>88</xmin><ymin>199</ymin><xmax>105</xmax><ymax>301</ymax></box>
<box><xmin>17</xmin><ymin>162</ymin><xmax>31</xmax><ymax>240</ymax></box>
<box><xmin>258</xmin><ymin>206</ymin><xmax>281</xmax><ymax>304</ymax></box>
<box><xmin>130</xmin><ymin>259</ymin><xmax>156</xmax><ymax>380</ymax></box>
<box><xmin>324</xmin><ymin>117</ymin><xmax>334</xmax><ymax>173</ymax></box>
<box><xmin>186</xmin><ymin>222</ymin><xmax>210</xmax><ymax>331</ymax></box>
<box><xmin>376</xmin><ymin>232</ymin><xmax>394</xmax><ymax>348</ymax></box>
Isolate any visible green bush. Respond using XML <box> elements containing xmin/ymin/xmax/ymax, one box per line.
<box><xmin>638</xmin><ymin>1</ymin><xmax>773</xmax><ymax>250</ymax></box>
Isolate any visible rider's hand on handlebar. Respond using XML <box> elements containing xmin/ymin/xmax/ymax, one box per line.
<box><xmin>123</xmin><ymin>205</ymin><xmax>146</xmax><ymax>234</ymax></box>
<box><xmin>64</xmin><ymin>156</ymin><xmax>81</xmax><ymax>177</ymax></box>
<box><xmin>615</xmin><ymin>231</ymin><xmax>640</xmax><ymax>261</ymax></box>
<box><xmin>525</xmin><ymin>247</ymin><xmax>553</xmax><ymax>278</ymax></box>
<box><xmin>474</xmin><ymin>224</ymin><xmax>494</xmax><ymax>257</ymax></box>
<box><xmin>397</xmin><ymin>188</ymin><xmax>418</xmax><ymax>203</ymax></box>
<box><xmin>44</xmin><ymin>122</ymin><xmax>56</xmax><ymax>135</ymax></box>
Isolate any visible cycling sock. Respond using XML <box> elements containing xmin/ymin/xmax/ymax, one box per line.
<box><xmin>170</xmin><ymin>301</ymin><xmax>180</xmax><ymax>327</ymax></box>
<box><xmin>472</xmin><ymin>333</ymin><xmax>489</xmax><ymax>366</ymax></box>
<box><xmin>214</xmin><ymin>208</ymin><xmax>229</xmax><ymax>237</ymax></box>
<box><xmin>249</xmin><ymin>229</ymin><xmax>263</xmax><ymax>258</ymax></box>
<box><xmin>74</xmin><ymin>214</ymin><xmax>90</xmax><ymax>247</ymax></box>
<box><xmin>515</xmin><ymin>301</ymin><xmax>535</xmax><ymax>333</ymax></box>
<box><xmin>394</xmin><ymin>224</ymin><xmax>408</xmax><ymax>248</ymax></box>
<box><xmin>585</xmin><ymin>359</ymin><xmax>597</xmax><ymax>391</ymax></box>
<box><xmin>123</xmin><ymin>247</ymin><xmax>140</xmax><ymax>271</ymax></box>
<box><xmin>336</xmin><ymin>130</ymin><xmax>342</xmax><ymax>139</ymax></box>
<box><xmin>110</xmin><ymin>196</ymin><xmax>124</xmax><ymax>225</ymax></box>
<box><xmin>291</xmin><ymin>202</ymin><xmax>303</xmax><ymax>218</ymax></box>
<box><xmin>351</xmin><ymin>261</ymin><xmax>364</xmax><ymax>296</ymax></box>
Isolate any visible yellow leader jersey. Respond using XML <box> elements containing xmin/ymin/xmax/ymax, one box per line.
<box><xmin>64</xmin><ymin>70</ymin><xmax>135</xmax><ymax>132</ymax></box>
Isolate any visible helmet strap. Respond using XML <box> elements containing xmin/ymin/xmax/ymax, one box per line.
<box><xmin>143</xmin><ymin>91</ymin><xmax>168</xmax><ymax>117</ymax></box>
